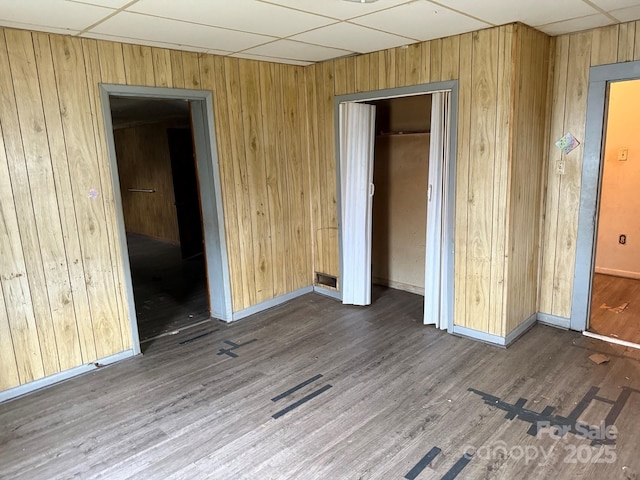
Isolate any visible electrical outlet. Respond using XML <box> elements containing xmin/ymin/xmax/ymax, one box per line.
<box><xmin>557</xmin><ymin>160</ymin><xmax>565</xmax><ymax>175</ymax></box>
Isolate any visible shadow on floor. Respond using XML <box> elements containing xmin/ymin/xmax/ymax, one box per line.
<box><xmin>127</xmin><ymin>233</ymin><xmax>209</xmax><ymax>350</ymax></box>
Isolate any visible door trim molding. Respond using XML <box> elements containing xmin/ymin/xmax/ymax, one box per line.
<box><xmin>334</xmin><ymin>81</ymin><xmax>458</xmax><ymax>332</ymax></box>
<box><xmin>99</xmin><ymin>85</ymin><xmax>233</xmax><ymax>355</ymax></box>
<box><xmin>571</xmin><ymin>61</ymin><xmax>640</xmax><ymax>331</ymax></box>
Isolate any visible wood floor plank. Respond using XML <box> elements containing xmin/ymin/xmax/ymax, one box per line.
<box><xmin>1</xmin><ymin>287</ymin><xmax>639</xmax><ymax>479</ymax></box>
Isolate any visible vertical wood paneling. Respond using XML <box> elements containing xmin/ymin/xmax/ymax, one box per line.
<box><xmin>635</xmin><ymin>21</ymin><xmax>640</xmax><ymax>60</ymax></box>
<box><xmin>345</xmin><ymin>56</ymin><xmax>356</xmax><ymax>95</ymax></box>
<box><xmin>259</xmin><ymin>62</ymin><xmax>285</xmax><ymax>297</ymax></box>
<box><xmin>465</xmin><ymin>28</ymin><xmax>499</xmax><ymax>333</ymax></box>
<box><xmin>0</xmin><ymin>31</ymin><xmax>53</xmax><ymax>379</ymax></box>
<box><xmin>379</xmin><ymin>49</ymin><xmax>396</xmax><ymax>89</ymax></box>
<box><xmin>305</xmin><ymin>65</ymin><xmax>321</xmax><ymax>283</ymax></box>
<box><xmin>539</xmin><ymin>22</ymin><xmax>640</xmax><ymax>319</ymax></box>
<box><xmin>204</xmin><ymin>54</ymin><xmax>244</xmax><ymax>312</ymax></box>
<box><xmin>288</xmin><ymin>67</ymin><xmax>312</xmax><ymax>289</ymax></box>
<box><xmin>405</xmin><ymin>43</ymin><xmax>421</xmax><ymax>86</ymax></box>
<box><xmin>441</xmin><ymin>35</ymin><xmax>460</xmax><ymax>81</ymax></box>
<box><xmin>322</xmin><ymin>61</ymin><xmax>338</xmax><ymax>278</ymax></box>
<box><xmin>308</xmin><ymin>26</ymin><xmax>553</xmax><ymax>337</ymax></box>
<box><xmin>356</xmin><ymin>54</ymin><xmax>370</xmax><ymax>93</ymax></box>
<box><xmin>506</xmin><ymin>26</ymin><xmax>551</xmax><ymax>335</ymax></box>
<box><xmin>182</xmin><ymin>52</ymin><xmax>201</xmax><ymax>89</ymax></box>
<box><xmin>551</xmin><ymin>32</ymin><xmax>591</xmax><ymax>318</ymax></box>
<box><xmin>368</xmin><ymin>52</ymin><xmax>380</xmax><ymax>91</ymax></box>
<box><xmin>114</xmin><ymin>124</ymin><xmax>180</xmax><ymax>243</ymax></box>
<box><xmin>33</xmin><ymin>32</ymin><xmax>97</xmax><ymax>363</ymax></box>
<box><xmin>225</xmin><ymin>57</ymin><xmax>255</xmax><ymax>308</ymax></box>
<box><xmin>0</xmin><ymin>118</ymin><xmax>44</xmax><ymax>386</ymax></box>
<box><xmin>489</xmin><ymin>25</ymin><xmax>513</xmax><ymax>336</ymax></box>
<box><xmin>420</xmin><ymin>40</ymin><xmax>431</xmax><ymax>84</ymax></box>
<box><xmin>170</xmin><ymin>50</ymin><xmax>185</xmax><ymax>88</ymax></box>
<box><xmin>617</xmin><ymin>23</ymin><xmax>635</xmax><ymax>63</ymax></box>
<box><xmin>0</xmin><ymin>285</ymin><xmax>19</xmax><ymax>390</ymax></box>
<box><xmin>275</xmin><ymin>65</ymin><xmax>295</xmax><ymax>291</ymax></box>
<box><xmin>239</xmin><ymin>60</ymin><xmax>273</xmax><ymax>304</ymax></box>
<box><xmin>334</xmin><ymin>58</ymin><xmax>347</xmax><ymax>96</ymax></box>
<box><xmin>1</xmin><ymin>26</ymin><xmax>317</xmax><ymax>392</ymax></box>
<box><xmin>83</xmin><ymin>37</ymin><xmax>130</xmax><ymax>350</ymax></box>
<box><xmin>591</xmin><ymin>24</ymin><xmax>619</xmax><ymax>66</ymax></box>
<box><xmin>430</xmin><ymin>39</ymin><xmax>443</xmax><ymax>83</ymax></box>
<box><xmin>6</xmin><ymin>29</ymin><xmax>81</xmax><ymax>371</ymax></box>
<box><xmin>395</xmin><ymin>46</ymin><xmax>407</xmax><ymax>87</ymax></box>
<box><xmin>122</xmin><ymin>44</ymin><xmax>154</xmax><ymax>86</ymax></box>
<box><xmin>97</xmin><ymin>40</ymin><xmax>126</xmax><ymax>84</ymax></box>
<box><xmin>540</xmin><ymin>35</ymin><xmax>569</xmax><ymax>316</ymax></box>
<box><xmin>151</xmin><ymin>47</ymin><xmax>172</xmax><ymax>87</ymax></box>
<box><xmin>453</xmin><ymin>32</ymin><xmax>473</xmax><ymax>333</ymax></box>
<box><xmin>50</xmin><ymin>35</ymin><xmax>123</xmax><ymax>359</ymax></box>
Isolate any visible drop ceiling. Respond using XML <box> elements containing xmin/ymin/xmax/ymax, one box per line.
<box><xmin>1</xmin><ymin>0</ymin><xmax>639</xmax><ymax>65</ymax></box>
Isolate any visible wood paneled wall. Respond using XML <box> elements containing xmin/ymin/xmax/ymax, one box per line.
<box><xmin>0</xmin><ymin>26</ymin><xmax>311</xmax><ymax>392</ymax></box>
<box><xmin>308</xmin><ymin>24</ymin><xmax>551</xmax><ymax>336</ymax></box>
<box><xmin>540</xmin><ymin>21</ymin><xmax>640</xmax><ymax>319</ymax></box>
<box><xmin>505</xmin><ymin>27</ymin><xmax>553</xmax><ymax>334</ymax></box>
<box><xmin>114</xmin><ymin>123</ymin><xmax>180</xmax><ymax>244</ymax></box>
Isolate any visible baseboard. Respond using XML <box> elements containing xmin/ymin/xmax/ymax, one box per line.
<box><xmin>505</xmin><ymin>313</ymin><xmax>538</xmax><ymax>346</ymax></box>
<box><xmin>313</xmin><ymin>286</ymin><xmax>341</xmax><ymax>300</ymax></box>
<box><xmin>537</xmin><ymin>312</ymin><xmax>570</xmax><ymax>330</ymax></box>
<box><xmin>372</xmin><ymin>277</ymin><xmax>425</xmax><ymax>295</ymax></box>
<box><xmin>0</xmin><ymin>350</ymin><xmax>135</xmax><ymax>404</ymax></box>
<box><xmin>594</xmin><ymin>267</ymin><xmax>640</xmax><ymax>280</ymax></box>
<box><xmin>451</xmin><ymin>325</ymin><xmax>507</xmax><ymax>347</ymax></box>
<box><xmin>231</xmin><ymin>286</ymin><xmax>314</xmax><ymax>322</ymax></box>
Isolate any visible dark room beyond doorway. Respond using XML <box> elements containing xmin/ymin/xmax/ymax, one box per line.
<box><xmin>110</xmin><ymin>96</ymin><xmax>209</xmax><ymax>346</ymax></box>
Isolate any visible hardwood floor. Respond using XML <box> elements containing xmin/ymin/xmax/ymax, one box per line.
<box><xmin>590</xmin><ymin>273</ymin><xmax>640</xmax><ymax>345</ymax></box>
<box><xmin>127</xmin><ymin>234</ymin><xmax>209</xmax><ymax>345</ymax></box>
<box><xmin>1</xmin><ymin>287</ymin><xmax>640</xmax><ymax>479</ymax></box>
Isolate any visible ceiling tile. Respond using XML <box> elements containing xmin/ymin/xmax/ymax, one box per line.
<box><xmin>91</xmin><ymin>12</ymin><xmax>275</xmax><ymax>52</ymax></box>
<box><xmin>352</xmin><ymin>1</ymin><xmax>490</xmax><ymax>42</ymax></box>
<box><xmin>230</xmin><ymin>52</ymin><xmax>313</xmax><ymax>66</ymax></box>
<box><xmin>609</xmin><ymin>5</ymin><xmax>640</xmax><ymax>21</ymax></box>
<box><xmin>80</xmin><ymin>31</ymin><xmax>233</xmax><ymax>55</ymax></box>
<box><xmin>0</xmin><ymin>0</ymin><xmax>112</xmax><ymax>31</ymax></box>
<box><xmin>435</xmin><ymin>0</ymin><xmax>598</xmax><ymax>27</ymax></box>
<box><xmin>588</xmin><ymin>0</ymin><xmax>640</xmax><ymax>12</ymax></box>
<box><xmin>243</xmin><ymin>39</ymin><xmax>354</xmax><ymax>62</ymax></box>
<box><xmin>128</xmin><ymin>0</ymin><xmax>336</xmax><ymax>37</ymax></box>
<box><xmin>260</xmin><ymin>0</ymin><xmax>414</xmax><ymax>21</ymax></box>
<box><xmin>67</xmin><ymin>0</ymin><xmax>133</xmax><ymax>8</ymax></box>
<box><xmin>290</xmin><ymin>22</ymin><xmax>414</xmax><ymax>54</ymax></box>
<box><xmin>537</xmin><ymin>13</ymin><xmax>614</xmax><ymax>35</ymax></box>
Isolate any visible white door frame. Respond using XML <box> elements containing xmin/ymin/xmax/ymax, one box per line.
<box><xmin>334</xmin><ymin>81</ymin><xmax>458</xmax><ymax>331</ymax></box>
<box><xmin>100</xmin><ymin>85</ymin><xmax>233</xmax><ymax>354</ymax></box>
<box><xmin>571</xmin><ymin>61</ymin><xmax>640</xmax><ymax>331</ymax></box>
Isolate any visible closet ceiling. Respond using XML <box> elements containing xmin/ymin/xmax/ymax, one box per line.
<box><xmin>0</xmin><ymin>0</ymin><xmax>638</xmax><ymax>65</ymax></box>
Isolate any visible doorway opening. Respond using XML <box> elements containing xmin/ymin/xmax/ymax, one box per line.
<box><xmin>336</xmin><ymin>82</ymin><xmax>457</xmax><ymax>331</ymax></box>
<box><xmin>109</xmin><ymin>96</ymin><xmax>208</xmax><ymax>345</ymax></box>
<box><xmin>588</xmin><ymin>79</ymin><xmax>640</xmax><ymax>348</ymax></box>
<box><xmin>100</xmin><ymin>85</ymin><xmax>232</xmax><ymax>354</ymax></box>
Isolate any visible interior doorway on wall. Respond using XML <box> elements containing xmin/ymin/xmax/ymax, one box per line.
<box><xmin>109</xmin><ymin>96</ymin><xmax>209</xmax><ymax>348</ymax></box>
<box><xmin>588</xmin><ymin>79</ymin><xmax>640</xmax><ymax>348</ymax></box>
<box><xmin>339</xmin><ymin>85</ymin><xmax>455</xmax><ymax>330</ymax></box>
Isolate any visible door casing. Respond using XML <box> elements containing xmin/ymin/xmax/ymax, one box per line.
<box><xmin>100</xmin><ymin>84</ymin><xmax>233</xmax><ymax>354</ymax></box>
